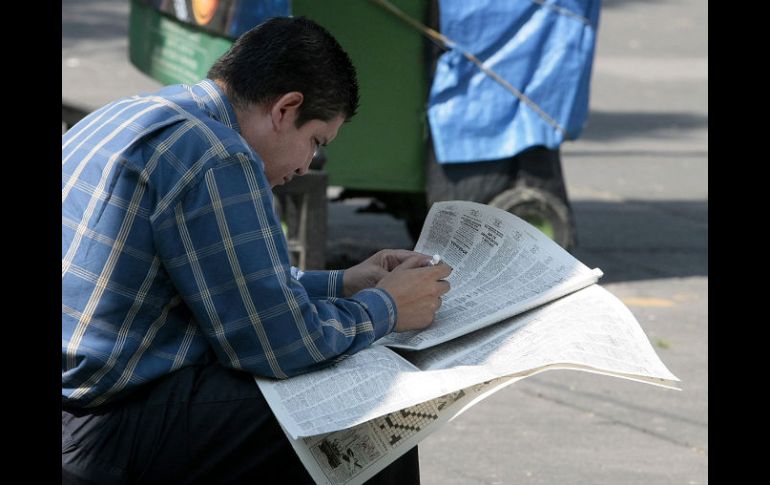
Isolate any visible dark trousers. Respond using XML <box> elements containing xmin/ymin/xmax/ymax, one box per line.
<box><xmin>62</xmin><ymin>354</ymin><xmax>420</xmax><ymax>484</ymax></box>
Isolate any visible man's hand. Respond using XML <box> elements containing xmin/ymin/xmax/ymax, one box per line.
<box><xmin>343</xmin><ymin>249</ymin><xmax>422</xmax><ymax>297</ymax></box>
<box><xmin>375</xmin><ymin>255</ymin><xmax>452</xmax><ymax>332</ymax></box>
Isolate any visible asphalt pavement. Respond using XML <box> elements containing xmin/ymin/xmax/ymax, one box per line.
<box><xmin>62</xmin><ymin>1</ymin><xmax>707</xmax><ymax>483</ymax></box>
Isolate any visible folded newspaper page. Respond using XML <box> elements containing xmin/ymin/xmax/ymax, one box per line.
<box><xmin>256</xmin><ymin>285</ymin><xmax>679</xmax><ymax>441</ymax></box>
<box><xmin>379</xmin><ymin>200</ymin><xmax>603</xmax><ymax>350</ymax></box>
<box><xmin>281</xmin><ymin>376</ymin><xmax>522</xmax><ymax>485</ymax></box>
<box><xmin>255</xmin><ymin>201</ymin><xmax>680</xmax><ymax>483</ymax></box>
<box><xmin>257</xmin><ymin>285</ymin><xmax>679</xmax><ymax>483</ymax></box>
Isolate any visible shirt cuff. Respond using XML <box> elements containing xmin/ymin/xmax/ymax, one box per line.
<box><xmin>296</xmin><ymin>270</ymin><xmax>344</xmax><ymax>298</ymax></box>
<box><xmin>350</xmin><ymin>288</ymin><xmax>398</xmax><ymax>338</ymax></box>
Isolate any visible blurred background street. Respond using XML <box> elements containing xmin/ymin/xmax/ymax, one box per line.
<box><xmin>63</xmin><ymin>1</ymin><xmax>707</xmax><ymax>483</ymax></box>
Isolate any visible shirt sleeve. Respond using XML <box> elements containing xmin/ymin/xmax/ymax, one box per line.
<box><xmin>151</xmin><ymin>154</ymin><xmax>397</xmax><ymax>379</ymax></box>
<box><xmin>295</xmin><ymin>270</ymin><xmax>345</xmax><ymax>299</ymax></box>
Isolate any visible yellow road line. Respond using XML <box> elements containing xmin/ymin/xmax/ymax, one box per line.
<box><xmin>622</xmin><ymin>297</ymin><xmax>676</xmax><ymax>308</ymax></box>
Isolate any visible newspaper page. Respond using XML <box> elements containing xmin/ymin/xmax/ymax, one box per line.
<box><xmin>256</xmin><ymin>344</ymin><xmax>500</xmax><ymax>439</ymax></box>
<box><xmin>282</xmin><ymin>376</ymin><xmax>521</xmax><ymax>485</ymax></box>
<box><xmin>257</xmin><ymin>284</ymin><xmax>680</xmax><ymax>441</ymax></box>
<box><xmin>379</xmin><ymin>201</ymin><xmax>604</xmax><ymax>350</ymax></box>
<box><xmin>401</xmin><ymin>285</ymin><xmax>680</xmax><ymax>388</ymax></box>
<box><xmin>256</xmin><ymin>346</ymin><xmax>427</xmax><ymax>438</ymax></box>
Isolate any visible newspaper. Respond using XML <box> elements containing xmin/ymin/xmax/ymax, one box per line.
<box><xmin>380</xmin><ymin>201</ymin><xmax>603</xmax><ymax>350</ymax></box>
<box><xmin>255</xmin><ymin>201</ymin><xmax>680</xmax><ymax>484</ymax></box>
<box><xmin>281</xmin><ymin>376</ymin><xmax>522</xmax><ymax>485</ymax></box>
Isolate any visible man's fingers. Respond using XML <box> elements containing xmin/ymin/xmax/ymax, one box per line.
<box><xmin>393</xmin><ymin>254</ymin><xmax>434</xmax><ymax>271</ymax></box>
<box><xmin>425</xmin><ymin>262</ymin><xmax>453</xmax><ymax>280</ymax></box>
<box><xmin>437</xmin><ymin>280</ymin><xmax>451</xmax><ymax>295</ymax></box>
<box><xmin>385</xmin><ymin>249</ymin><xmax>421</xmax><ymax>260</ymax></box>
<box><xmin>375</xmin><ymin>251</ymin><xmax>453</xmax><ymax>332</ymax></box>
<box><xmin>379</xmin><ymin>249</ymin><xmax>424</xmax><ymax>271</ymax></box>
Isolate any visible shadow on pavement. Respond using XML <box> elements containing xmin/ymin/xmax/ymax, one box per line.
<box><xmin>581</xmin><ymin>110</ymin><xmax>708</xmax><ymax>142</ymax></box>
<box><xmin>572</xmin><ymin>199</ymin><xmax>707</xmax><ymax>283</ymax></box>
<box><xmin>62</xmin><ymin>0</ymin><xmax>130</xmax><ymax>48</ymax></box>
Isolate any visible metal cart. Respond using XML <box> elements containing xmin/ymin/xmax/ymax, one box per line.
<box><xmin>127</xmin><ymin>0</ymin><xmax>600</xmax><ymax>265</ymax></box>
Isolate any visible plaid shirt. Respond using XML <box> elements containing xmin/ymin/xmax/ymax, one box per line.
<box><xmin>62</xmin><ymin>80</ymin><xmax>397</xmax><ymax>409</ymax></box>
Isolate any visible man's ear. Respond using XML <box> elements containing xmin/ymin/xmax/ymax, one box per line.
<box><xmin>270</xmin><ymin>92</ymin><xmax>304</xmax><ymax>130</ymax></box>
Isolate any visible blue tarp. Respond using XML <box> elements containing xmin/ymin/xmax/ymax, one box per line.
<box><xmin>428</xmin><ymin>0</ymin><xmax>601</xmax><ymax>164</ymax></box>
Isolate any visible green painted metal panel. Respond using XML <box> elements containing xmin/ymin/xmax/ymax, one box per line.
<box><xmin>128</xmin><ymin>0</ymin><xmax>232</xmax><ymax>86</ymax></box>
<box><xmin>129</xmin><ymin>0</ymin><xmax>429</xmax><ymax>193</ymax></box>
<box><xmin>292</xmin><ymin>0</ymin><xmax>429</xmax><ymax>193</ymax></box>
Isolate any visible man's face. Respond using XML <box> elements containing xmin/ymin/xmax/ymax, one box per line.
<box><xmin>261</xmin><ymin>114</ymin><xmax>345</xmax><ymax>187</ymax></box>
<box><xmin>231</xmin><ymin>90</ymin><xmax>347</xmax><ymax>188</ymax></box>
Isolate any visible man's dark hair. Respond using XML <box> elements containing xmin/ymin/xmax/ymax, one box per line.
<box><xmin>208</xmin><ymin>16</ymin><xmax>360</xmax><ymax>126</ymax></box>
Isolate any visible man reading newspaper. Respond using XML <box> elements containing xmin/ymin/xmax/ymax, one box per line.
<box><xmin>62</xmin><ymin>17</ymin><xmax>451</xmax><ymax>484</ymax></box>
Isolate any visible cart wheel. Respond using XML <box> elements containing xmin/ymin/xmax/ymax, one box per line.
<box><xmin>488</xmin><ymin>186</ymin><xmax>575</xmax><ymax>251</ymax></box>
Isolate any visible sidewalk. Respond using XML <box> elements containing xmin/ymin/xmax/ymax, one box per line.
<box><xmin>62</xmin><ymin>0</ymin><xmax>161</xmax><ymax>112</ymax></box>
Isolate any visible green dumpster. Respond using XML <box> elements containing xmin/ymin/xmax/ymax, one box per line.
<box><xmin>291</xmin><ymin>0</ymin><xmax>429</xmax><ymax>195</ymax></box>
<box><xmin>129</xmin><ymin>0</ymin><xmax>428</xmax><ymax>194</ymax></box>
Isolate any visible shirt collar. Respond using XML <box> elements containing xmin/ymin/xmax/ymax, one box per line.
<box><xmin>190</xmin><ymin>79</ymin><xmax>241</xmax><ymax>134</ymax></box>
